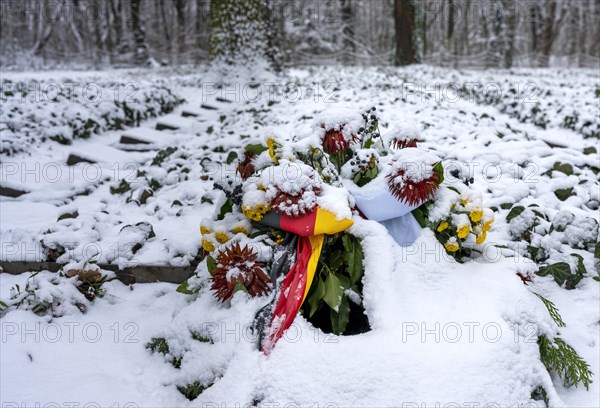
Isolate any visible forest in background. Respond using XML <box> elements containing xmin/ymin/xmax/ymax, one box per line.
<box><xmin>0</xmin><ymin>0</ymin><xmax>599</xmax><ymax>69</ymax></box>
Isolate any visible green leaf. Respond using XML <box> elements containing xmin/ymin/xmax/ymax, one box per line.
<box><xmin>531</xmin><ymin>209</ymin><xmax>546</xmax><ymax>220</ymax></box>
<box><xmin>110</xmin><ymin>179</ymin><xmax>130</xmax><ymax>195</ymax></box>
<box><xmin>552</xmin><ymin>162</ymin><xmax>574</xmax><ymax>175</ymax></box>
<box><xmin>0</xmin><ymin>300</ymin><xmax>8</xmax><ymax>310</ymax></box>
<box><xmin>571</xmin><ymin>253</ymin><xmax>587</xmax><ymax>275</ymax></box>
<box><xmin>328</xmin><ymin>250</ymin><xmax>344</xmax><ymax>272</ymax></box>
<box><xmin>217</xmin><ymin>198</ymin><xmax>233</xmax><ymax>220</ymax></box>
<box><xmin>583</xmin><ymin>146</ymin><xmax>597</xmax><ymax>155</ymax></box>
<box><xmin>342</xmin><ymin>234</ymin><xmax>364</xmax><ymax>285</ymax></box>
<box><xmin>139</xmin><ymin>188</ymin><xmax>153</xmax><ymax>204</ymax></box>
<box><xmin>330</xmin><ymin>296</ymin><xmax>350</xmax><ymax>335</ymax></box>
<box><xmin>177</xmin><ymin>380</ymin><xmax>210</xmax><ymax>400</ymax></box>
<box><xmin>433</xmin><ymin>161</ymin><xmax>444</xmax><ymax>184</ymax></box>
<box><xmin>526</xmin><ymin>245</ymin><xmax>541</xmax><ymax>260</ymax></box>
<box><xmin>233</xmin><ymin>281</ymin><xmax>248</xmax><ymax>294</ymax></box>
<box><xmin>554</xmin><ymin>188</ymin><xmax>574</xmax><ymax>201</ymax></box>
<box><xmin>411</xmin><ymin>207</ymin><xmax>426</xmax><ymax>228</ymax></box>
<box><xmin>506</xmin><ymin>205</ymin><xmax>525</xmax><ymax>222</ymax></box>
<box><xmin>536</xmin><ymin>262</ymin><xmax>572</xmax><ymax>286</ymax></box>
<box><xmin>499</xmin><ymin>203</ymin><xmax>513</xmax><ymax>210</ymax></box>
<box><xmin>561</xmin><ymin>254</ymin><xmax>586</xmax><ymax>290</ymax></box>
<box><xmin>226</xmin><ymin>151</ymin><xmax>238</xmax><ymax>164</ymax></box>
<box><xmin>308</xmin><ymin>277</ymin><xmax>326</xmax><ymax>317</ymax></box>
<box><xmin>152</xmin><ymin>146</ymin><xmax>177</xmax><ymax>166</ymax></box>
<box><xmin>322</xmin><ymin>272</ymin><xmax>343</xmax><ymax>311</ymax></box>
<box><xmin>594</xmin><ymin>242</ymin><xmax>600</xmax><ymax>259</ymax></box>
<box><xmin>206</xmin><ymin>255</ymin><xmax>216</xmax><ymax>276</ymax></box>
<box><xmin>593</xmin><ymin>276</ymin><xmax>600</xmax><ymax>282</ymax></box>
<box><xmin>176</xmin><ymin>281</ymin><xmax>193</xmax><ymax>295</ymax></box>
<box><xmin>146</xmin><ymin>337</ymin><xmax>169</xmax><ymax>354</ymax></box>
<box><xmin>245</xmin><ymin>143</ymin><xmax>268</xmax><ymax>155</ymax></box>
<box><xmin>201</xmin><ymin>195</ymin><xmax>213</xmax><ymax>204</ymax></box>
<box><xmin>565</xmin><ymin>274</ymin><xmax>584</xmax><ymax>290</ymax></box>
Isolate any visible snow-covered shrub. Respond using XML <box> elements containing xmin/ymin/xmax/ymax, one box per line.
<box><xmin>455</xmin><ymin>75</ymin><xmax>600</xmax><ymax>138</ymax></box>
<box><xmin>0</xmin><ymin>263</ymin><xmax>113</xmax><ymax>317</ymax></box>
<box><xmin>0</xmin><ymin>78</ymin><xmax>184</xmax><ymax>156</ymax></box>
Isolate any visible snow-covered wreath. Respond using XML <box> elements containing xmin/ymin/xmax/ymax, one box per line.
<box><xmin>162</xmin><ymin>107</ymin><xmax>592</xmax><ymax>402</ymax></box>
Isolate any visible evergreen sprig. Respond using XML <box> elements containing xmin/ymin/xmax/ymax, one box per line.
<box><xmin>538</xmin><ymin>335</ymin><xmax>593</xmax><ymax>390</ymax></box>
<box><xmin>534</xmin><ymin>293</ymin><xmax>566</xmax><ymax>327</ymax></box>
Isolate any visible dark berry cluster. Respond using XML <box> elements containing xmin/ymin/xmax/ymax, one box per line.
<box><xmin>449</xmin><ymin>168</ymin><xmax>475</xmax><ymax>186</ymax></box>
<box><xmin>214</xmin><ymin>176</ymin><xmax>243</xmax><ymax>205</ymax></box>
<box><xmin>356</xmin><ymin>107</ymin><xmax>380</xmax><ymax>145</ymax></box>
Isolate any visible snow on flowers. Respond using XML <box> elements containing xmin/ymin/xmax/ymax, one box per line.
<box><xmin>194</xmin><ymin>106</ymin><xmax>498</xmax><ymax>340</ymax></box>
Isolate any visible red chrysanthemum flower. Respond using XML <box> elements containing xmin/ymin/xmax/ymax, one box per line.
<box><xmin>391</xmin><ymin>137</ymin><xmax>419</xmax><ymax>150</ymax></box>
<box><xmin>261</xmin><ymin>160</ymin><xmax>323</xmax><ymax>218</ymax></box>
<box><xmin>236</xmin><ymin>151</ymin><xmax>256</xmax><ymax>180</ymax></box>
<box><xmin>211</xmin><ymin>243</ymin><xmax>270</xmax><ymax>302</ymax></box>
<box><xmin>387</xmin><ymin>161</ymin><xmax>441</xmax><ymax>207</ymax></box>
<box><xmin>269</xmin><ymin>184</ymin><xmax>322</xmax><ymax>217</ymax></box>
<box><xmin>322</xmin><ymin>125</ymin><xmax>357</xmax><ymax>155</ymax></box>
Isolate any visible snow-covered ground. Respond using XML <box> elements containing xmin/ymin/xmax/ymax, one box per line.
<box><xmin>1</xmin><ymin>65</ymin><xmax>598</xmax><ymax>407</ymax></box>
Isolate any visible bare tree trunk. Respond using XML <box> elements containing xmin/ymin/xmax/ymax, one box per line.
<box><xmin>577</xmin><ymin>0</ymin><xmax>588</xmax><ymax>67</ymax></box>
<box><xmin>394</xmin><ymin>0</ymin><xmax>417</xmax><ymax>65</ymax></box>
<box><xmin>539</xmin><ymin>1</ymin><xmax>556</xmax><ymax>67</ymax></box>
<box><xmin>565</xmin><ymin>1</ymin><xmax>578</xmax><ymax>67</ymax></box>
<box><xmin>69</xmin><ymin>0</ymin><xmax>85</xmax><ymax>56</ymax></box>
<box><xmin>195</xmin><ymin>0</ymin><xmax>209</xmax><ymax>62</ymax></box>
<box><xmin>340</xmin><ymin>0</ymin><xmax>354</xmax><ymax>64</ymax></box>
<box><xmin>539</xmin><ymin>0</ymin><xmax>565</xmax><ymax>67</ymax></box>
<box><xmin>131</xmin><ymin>0</ymin><xmax>150</xmax><ymax>65</ymax></box>
<box><xmin>480</xmin><ymin>7</ymin><xmax>492</xmax><ymax>69</ymax></box>
<box><xmin>32</xmin><ymin>0</ymin><xmax>58</xmax><ymax>56</ymax></box>
<box><xmin>419</xmin><ymin>0</ymin><xmax>428</xmax><ymax>59</ymax></box>
<box><xmin>503</xmin><ymin>0</ymin><xmax>515</xmax><ymax>68</ymax></box>
<box><xmin>105</xmin><ymin>0</ymin><xmax>114</xmax><ymax>64</ymax></box>
<box><xmin>175</xmin><ymin>0</ymin><xmax>186</xmax><ymax>63</ymax></box>
<box><xmin>447</xmin><ymin>0</ymin><xmax>456</xmax><ymax>67</ymax></box>
<box><xmin>160</xmin><ymin>0</ymin><xmax>172</xmax><ymax>60</ymax></box>
<box><xmin>530</xmin><ymin>2</ymin><xmax>541</xmax><ymax>66</ymax></box>
<box><xmin>92</xmin><ymin>0</ymin><xmax>104</xmax><ymax>64</ymax></box>
<box><xmin>462</xmin><ymin>0</ymin><xmax>471</xmax><ymax>58</ymax></box>
<box><xmin>111</xmin><ymin>0</ymin><xmax>128</xmax><ymax>56</ymax></box>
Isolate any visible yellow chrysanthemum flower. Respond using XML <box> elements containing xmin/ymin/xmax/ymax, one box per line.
<box><xmin>232</xmin><ymin>225</ymin><xmax>249</xmax><ymax>235</ymax></box>
<box><xmin>437</xmin><ymin>221</ymin><xmax>449</xmax><ymax>232</ymax></box>
<box><xmin>242</xmin><ymin>205</ymin><xmax>253</xmax><ymax>218</ymax></box>
<box><xmin>256</xmin><ymin>203</ymin><xmax>268</xmax><ymax>214</ymax></box>
<box><xmin>202</xmin><ymin>239</ymin><xmax>215</xmax><ymax>252</ymax></box>
<box><xmin>215</xmin><ymin>231</ymin><xmax>229</xmax><ymax>244</ymax></box>
<box><xmin>457</xmin><ymin>224</ymin><xmax>470</xmax><ymax>239</ymax></box>
<box><xmin>444</xmin><ymin>242</ymin><xmax>460</xmax><ymax>252</ymax></box>
<box><xmin>267</xmin><ymin>137</ymin><xmax>278</xmax><ymax>164</ymax></box>
<box><xmin>476</xmin><ymin>232</ymin><xmax>487</xmax><ymax>245</ymax></box>
<box><xmin>200</xmin><ymin>225</ymin><xmax>211</xmax><ymax>235</ymax></box>
<box><xmin>461</xmin><ymin>197</ymin><xmax>468</xmax><ymax>206</ymax></box>
<box><xmin>243</xmin><ymin>204</ymin><xmax>266</xmax><ymax>221</ymax></box>
<box><xmin>470</xmin><ymin>208</ymin><xmax>483</xmax><ymax>223</ymax></box>
<box><xmin>482</xmin><ymin>219</ymin><xmax>493</xmax><ymax>232</ymax></box>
